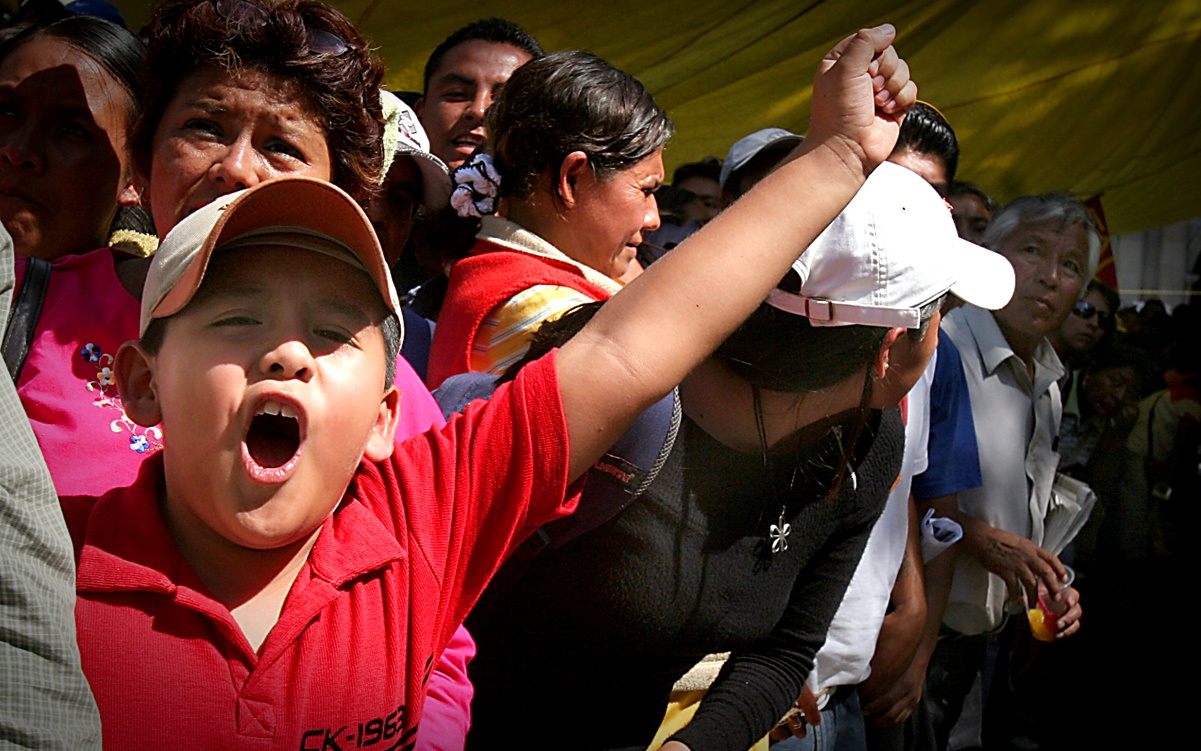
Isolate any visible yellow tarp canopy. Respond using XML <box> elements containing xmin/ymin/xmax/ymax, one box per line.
<box><xmin>114</xmin><ymin>0</ymin><xmax>1201</xmax><ymax>236</ymax></box>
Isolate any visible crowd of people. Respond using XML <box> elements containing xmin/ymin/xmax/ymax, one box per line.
<box><xmin>0</xmin><ymin>1</ymin><xmax>1194</xmax><ymax>751</ymax></box>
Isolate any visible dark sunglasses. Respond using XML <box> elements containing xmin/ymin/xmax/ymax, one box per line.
<box><xmin>213</xmin><ymin>0</ymin><xmax>349</xmax><ymax>56</ymax></box>
<box><xmin>1072</xmin><ymin>300</ymin><xmax>1112</xmax><ymax>326</ymax></box>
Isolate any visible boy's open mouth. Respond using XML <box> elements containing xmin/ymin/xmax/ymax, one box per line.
<box><xmin>242</xmin><ymin>399</ymin><xmax>304</xmax><ymax>482</ymax></box>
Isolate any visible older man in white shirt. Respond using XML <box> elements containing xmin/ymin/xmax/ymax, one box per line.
<box><xmin>925</xmin><ymin>194</ymin><xmax>1096</xmax><ymax>750</ymax></box>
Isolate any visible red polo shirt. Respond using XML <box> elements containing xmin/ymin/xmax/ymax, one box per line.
<box><xmin>66</xmin><ymin>354</ymin><xmax>575</xmax><ymax>750</ymax></box>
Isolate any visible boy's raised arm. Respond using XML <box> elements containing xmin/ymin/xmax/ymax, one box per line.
<box><xmin>557</xmin><ymin>25</ymin><xmax>917</xmax><ymax>480</ymax></box>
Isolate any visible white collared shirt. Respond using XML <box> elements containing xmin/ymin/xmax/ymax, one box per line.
<box><xmin>940</xmin><ymin>305</ymin><xmax>1065</xmax><ymax>635</ymax></box>
<box><xmin>806</xmin><ymin>353</ymin><xmax>934</xmax><ymax>699</ymax></box>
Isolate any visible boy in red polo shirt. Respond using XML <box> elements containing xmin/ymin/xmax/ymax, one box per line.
<box><xmin>61</xmin><ymin>26</ymin><xmax>913</xmax><ymax>749</ymax></box>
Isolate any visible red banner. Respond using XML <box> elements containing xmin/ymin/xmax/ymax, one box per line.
<box><xmin>1084</xmin><ymin>194</ymin><xmax>1117</xmax><ymax>288</ymax></box>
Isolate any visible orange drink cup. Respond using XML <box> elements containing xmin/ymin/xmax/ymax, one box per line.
<box><xmin>1027</xmin><ymin>604</ymin><xmax>1057</xmax><ymax>642</ymax></box>
<box><xmin>1026</xmin><ymin>564</ymin><xmax>1073</xmax><ymax>642</ymax></box>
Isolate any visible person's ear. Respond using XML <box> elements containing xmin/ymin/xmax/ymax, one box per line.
<box><xmin>117</xmin><ymin>136</ymin><xmax>144</xmax><ymax>208</ymax></box>
<box><xmin>362</xmin><ymin>385</ymin><xmax>401</xmax><ymax>462</ymax></box>
<box><xmin>115</xmin><ymin>341</ymin><xmax>162</xmax><ymax>427</ymax></box>
<box><xmin>117</xmin><ymin>171</ymin><xmax>141</xmax><ymax>208</ymax></box>
<box><xmin>414</xmin><ymin>96</ymin><xmax>425</xmax><ymax>118</ymax></box>
<box><xmin>873</xmin><ymin>327</ymin><xmax>906</xmax><ymax>380</ymax></box>
<box><xmin>866</xmin><ymin>327</ymin><xmax>909</xmax><ymax>410</ymax></box>
<box><xmin>556</xmin><ymin>151</ymin><xmax>589</xmax><ymax>208</ymax></box>
<box><xmin>132</xmin><ymin>171</ymin><xmax>152</xmax><ymax>211</ymax></box>
<box><xmin>129</xmin><ymin>117</ymin><xmax>152</xmax><ymax>209</ymax></box>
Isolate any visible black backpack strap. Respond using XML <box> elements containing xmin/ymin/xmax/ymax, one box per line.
<box><xmin>469</xmin><ymin>387</ymin><xmax>682</xmax><ymax>629</ymax></box>
<box><xmin>432</xmin><ymin>371</ymin><xmax>501</xmax><ymax>420</ymax></box>
<box><xmin>399</xmin><ymin>306</ymin><xmax>433</xmax><ymax>384</ymax></box>
<box><xmin>2</xmin><ymin>256</ymin><xmax>51</xmax><ymax>383</ymax></box>
<box><xmin>536</xmin><ymin>386</ymin><xmax>681</xmax><ymax>550</ymax></box>
<box><xmin>435</xmin><ymin>369</ymin><xmax>680</xmax><ymax>554</ymax></box>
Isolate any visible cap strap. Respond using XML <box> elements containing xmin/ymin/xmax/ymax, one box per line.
<box><xmin>765</xmin><ymin>289</ymin><xmax>922</xmax><ymax>329</ymax></box>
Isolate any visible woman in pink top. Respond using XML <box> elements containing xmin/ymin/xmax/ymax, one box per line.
<box><xmin>0</xmin><ymin>16</ymin><xmax>149</xmax><ymax>496</ymax></box>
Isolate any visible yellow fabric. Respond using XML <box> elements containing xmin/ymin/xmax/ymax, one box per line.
<box><xmin>116</xmin><ymin>1</ymin><xmax>1200</xmax><ymax>236</ymax></box>
<box><xmin>106</xmin><ymin>230</ymin><xmax>158</xmax><ymax>258</ymax></box>
<box><xmin>471</xmin><ymin>284</ymin><xmax>595</xmax><ymax>375</ymax></box>
<box><xmin>648</xmin><ymin>690</ymin><xmax>771</xmax><ymax>751</ymax></box>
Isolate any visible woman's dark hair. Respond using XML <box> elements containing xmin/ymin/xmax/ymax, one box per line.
<box><xmin>109</xmin><ymin>205</ymin><xmax>155</xmax><ymax>235</ymax></box>
<box><xmin>500</xmin><ymin>299</ymin><xmax>883</xmax><ymax>394</ymax></box>
<box><xmin>133</xmin><ymin>0</ymin><xmax>385</xmax><ymax>207</ymax></box>
<box><xmin>0</xmin><ymin>15</ymin><xmax>144</xmax><ymax>129</ymax></box>
<box><xmin>716</xmin><ymin>306</ymin><xmax>890</xmax><ymax>394</ymax></box>
<box><xmin>487</xmin><ymin>50</ymin><xmax>674</xmax><ymax>200</ymax></box>
<box><xmin>505</xmin><ymin>285</ymin><xmax>941</xmax><ymax>397</ymax></box>
<box><xmin>499</xmin><ymin>301</ymin><xmax>602</xmax><ymax>383</ymax></box>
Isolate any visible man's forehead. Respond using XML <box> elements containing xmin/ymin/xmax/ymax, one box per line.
<box><xmin>1009</xmin><ymin>220</ymin><xmax>1088</xmax><ymax>252</ymax></box>
<box><xmin>433</xmin><ymin>40</ymin><xmax>530</xmax><ymax>82</ymax></box>
<box><xmin>1084</xmin><ymin>288</ymin><xmax>1109</xmax><ymax>307</ymax></box>
<box><xmin>949</xmin><ymin>193</ymin><xmax>988</xmax><ymax>214</ymax></box>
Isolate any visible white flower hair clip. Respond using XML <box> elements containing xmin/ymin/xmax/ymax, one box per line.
<box><xmin>451</xmin><ymin>152</ymin><xmax>501</xmax><ymax>218</ymax></box>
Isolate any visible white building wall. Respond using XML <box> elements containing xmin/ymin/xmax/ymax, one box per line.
<box><xmin>1112</xmin><ymin>217</ymin><xmax>1201</xmax><ymax>309</ymax></box>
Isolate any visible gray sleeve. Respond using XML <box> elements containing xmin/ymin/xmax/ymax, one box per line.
<box><xmin>0</xmin><ymin>224</ymin><xmax>102</xmax><ymax>750</ymax></box>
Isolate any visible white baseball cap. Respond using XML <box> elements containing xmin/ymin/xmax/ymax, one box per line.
<box><xmin>141</xmin><ymin>176</ymin><xmax>401</xmax><ymax>337</ymax></box>
<box><xmin>766</xmin><ymin>162</ymin><xmax>1015</xmax><ymax>328</ymax></box>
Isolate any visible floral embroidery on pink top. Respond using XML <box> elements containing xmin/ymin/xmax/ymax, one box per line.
<box><xmin>79</xmin><ymin>341</ymin><xmax>163</xmax><ymax>455</ymax></box>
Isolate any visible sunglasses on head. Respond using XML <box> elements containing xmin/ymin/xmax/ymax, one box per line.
<box><xmin>1072</xmin><ymin>300</ymin><xmax>1112</xmax><ymax>326</ymax></box>
<box><xmin>213</xmin><ymin>0</ymin><xmax>349</xmax><ymax>56</ymax></box>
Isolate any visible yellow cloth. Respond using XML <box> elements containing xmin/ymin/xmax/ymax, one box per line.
<box><xmin>471</xmin><ymin>284</ymin><xmax>595</xmax><ymax>375</ymax></box>
<box><xmin>107</xmin><ymin>230</ymin><xmax>158</xmax><ymax>258</ymax></box>
<box><xmin>648</xmin><ymin>690</ymin><xmax>771</xmax><ymax>751</ymax></box>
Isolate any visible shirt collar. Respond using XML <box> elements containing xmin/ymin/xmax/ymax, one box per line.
<box><xmin>75</xmin><ymin>453</ymin><xmax>193</xmax><ymax>594</ymax></box>
<box><xmin>1030</xmin><ymin>336</ymin><xmax>1066</xmax><ymax>396</ymax></box>
<box><xmin>478</xmin><ymin>216</ymin><xmax>624</xmax><ymax>296</ymax></box>
<box><xmin>957</xmin><ymin>305</ymin><xmax>1014</xmax><ymax>376</ymax></box>
<box><xmin>958</xmin><ymin>304</ymin><xmax>1065</xmax><ymax>386</ymax></box>
<box><xmin>308</xmin><ymin>485</ymin><xmax>405</xmax><ymax>588</ymax></box>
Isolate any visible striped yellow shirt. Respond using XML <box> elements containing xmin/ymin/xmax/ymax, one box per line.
<box><xmin>471</xmin><ymin>285</ymin><xmax>597</xmax><ymax>375</ymax></box>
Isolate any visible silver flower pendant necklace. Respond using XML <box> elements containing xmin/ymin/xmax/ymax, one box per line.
<box><xmin>753</xmin><ymin>386</ymin><xmax>791</xmax><ymax>555</ymax></box>
<box><xmin>753</xmin><ymin>389</ymin><xmax>860</xmax><ymax>556</ymax></box>
<box><xmin>768</xmin><ymin>506</ymin><xmax>792</xmax><ymax>555</ymax></box>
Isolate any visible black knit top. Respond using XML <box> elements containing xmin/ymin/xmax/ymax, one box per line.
<box><xmin>465</xmin><ymin>407</ymin><xmax>904</xmax><ymax>751</ymax></box>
